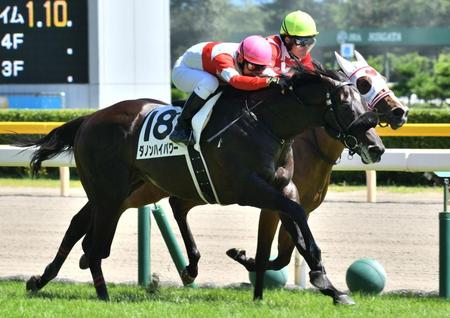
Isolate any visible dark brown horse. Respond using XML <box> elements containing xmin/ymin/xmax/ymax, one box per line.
<box><xmin>23</xmin><ymin>65</ymin><xmax>384</xmax><ymax>304</ymax></box>
<box><xmin>226</xmin><ymin>53</ymin><xmax>409</xmax><ymax>285</ymax></box>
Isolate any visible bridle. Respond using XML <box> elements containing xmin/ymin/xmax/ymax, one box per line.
<box><xmin>324</xmin><ymin>81</ymin><xmax>379</xmax><ymax>155</ymax></box>
<box><xmin>290</xmin><ymin>80</ymin><xmax>379</xmax><ymax>156</ymax></box>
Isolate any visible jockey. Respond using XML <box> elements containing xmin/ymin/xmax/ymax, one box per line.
<box><xmin>169</xmin><ymin>35</ymin><xmax>290</xmax><ymax>146</ymax></box>
<box><xmin>267</xmin><ymin>10</ymin><xmax>319</xmax><ymax>75</ymax></box>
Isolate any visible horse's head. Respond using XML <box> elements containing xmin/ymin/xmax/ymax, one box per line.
<box><xmin>335</xmin><ymin>51</ymin><xmax>408</xmax><ymax>129</ymax></box>
<box><xmin>290</xmin><ymin>65</ymin><xmax>385</xmax><ymax>164</ymax></box>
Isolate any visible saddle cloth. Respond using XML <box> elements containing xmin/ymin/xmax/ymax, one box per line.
<box><xmin>136</xmin><ymin>93</ymin><xmax>222</xmax><ymax>204</ymax></box>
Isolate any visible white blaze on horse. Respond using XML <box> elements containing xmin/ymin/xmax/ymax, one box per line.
<box><xmin>335</xmin><ymin>50</ymin><xmax>408</xmax><ymax>129</ymax></box>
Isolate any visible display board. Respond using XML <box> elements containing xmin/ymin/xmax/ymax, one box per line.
<box><xmin>0</xmin><ymin>0</ymin><xmax>88</xmax><ymax>84</ymax></box>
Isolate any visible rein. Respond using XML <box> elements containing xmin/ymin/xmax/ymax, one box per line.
<box><xmin>207</xmin><ymin>99</ymin><xmax>265</xmax><ymax>143</ymax></box>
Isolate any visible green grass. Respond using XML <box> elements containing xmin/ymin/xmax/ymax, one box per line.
<box><xmin>0</xmin><ymin>281</ymin><xmax>448</xmax><ymax>318</ymax></box>
<box><xmin>0</xmin><ymin>177</ymin><xmax>441</xmax><ymax>194</ymax></box>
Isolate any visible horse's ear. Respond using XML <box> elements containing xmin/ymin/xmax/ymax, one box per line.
<box><xmin>334</xmin><ymin>51</ymin><xmax>356</xmax><ymax>78</ymax></box>
<box><xmin>354</xmin><ymin>50</ymin><xmax>368</xmax><ymax>66</ymax></box>
<box><xmin>319</xmin><ymin>73</ymin><xmax>342</xmax><ymax>88</ymax></box>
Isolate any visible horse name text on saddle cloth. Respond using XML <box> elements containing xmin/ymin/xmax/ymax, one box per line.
<box><xmin>136</xmin><ymin>95</ymin><xmax>222</xmax><ymax>204</ymax></box>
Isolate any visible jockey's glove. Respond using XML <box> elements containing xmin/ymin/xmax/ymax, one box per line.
<box><xmin>267</xmin><ymin>76</ymin><xmax>292</xmax><ymax>92</ymax></box>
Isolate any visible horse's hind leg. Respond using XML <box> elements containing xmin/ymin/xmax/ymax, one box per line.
<box><xmin>26</xmin><ymin>201</ymin><xmax>92</xmax><ymax>292</ymax></box>
<box><xmin>168</xmin><ymin>197</ymin><xmax>202</xmax><ymax>285</ymax></box>
<box><xmin>80</xmin><ymin>200</ymin><xmax>124</xmax><ymax>301</ymax></box>
<box><xmin>79</xmin><ymin>162</ymin><xmax>132</xmax><ymax>301</ymax></box>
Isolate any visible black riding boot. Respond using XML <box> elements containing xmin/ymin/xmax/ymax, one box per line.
<box><xmin>169</xmin><ymin>92</ymin><xmax>206</xmax><ymax>146</ymax></box>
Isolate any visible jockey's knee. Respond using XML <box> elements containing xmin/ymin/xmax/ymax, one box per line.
<box><xmin>195</xmin><ymin>76</ymin><xmax>219</xmax><ymax>100</ymax></box>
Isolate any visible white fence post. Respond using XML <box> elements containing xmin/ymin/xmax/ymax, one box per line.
<box><xmin>59</xmin><ymin>166</ymin><xmax>70</xmax><ymax>197</ymax></box>
<box><xmin>294</xmin><ymin>250</ymin><xmax>308</xmax><ymax>288</ymax></box>
<box><xmin>366</xmin><ymin>170</ymin><xmax>377</xmax><ymax>203</ymax></box>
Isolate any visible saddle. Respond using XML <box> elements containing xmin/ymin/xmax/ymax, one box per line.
<box><xmin>136</xmin><ymin>92</ymin><xmax>223</xmax><ymax>204</ymax></box>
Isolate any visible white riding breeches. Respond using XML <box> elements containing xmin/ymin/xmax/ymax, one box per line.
<box><xmin>172</xmin><ymin>55</ymin><xmax>219</xmax><ymax>100</ymax></box>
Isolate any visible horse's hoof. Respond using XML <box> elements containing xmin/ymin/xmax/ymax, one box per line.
<box><xmin>26</xmin><ymin>275</ymin><xmax>41</xmax><ymax>292</ymax></box>
<box><xmin>226</xmin><ymin>248</ymin><xmax>246</xmax><ymax>261</ymax></box>
<box><xmin>333</xmin><ymin>294</ymin><xmax>356</xmax><ymax>305</ymax></box>
<box><xmin>180</xmin><ymin>268</ymin><xmax>196</xmax><ymax>285</ymax></box>
<box><xmin>79</xmin><ymin>254</ymin><xmax>89</xmax><ymax>270</ymax></box>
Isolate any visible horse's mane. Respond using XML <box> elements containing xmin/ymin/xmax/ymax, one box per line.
<box><xmin>290</xmin><ymin>60</ymin><xmax>347</xmax><ymax>83</ymax></box>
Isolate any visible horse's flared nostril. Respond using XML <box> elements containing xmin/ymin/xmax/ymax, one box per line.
<box><xmin>368</xmin><ymin>145</ymin><xmax>385</xmax><ymax>162</ymax></box>
<box><xmin>392</xmin><ymin>107</ymin><xmax>406</xmax><ymax>118</ymax></box>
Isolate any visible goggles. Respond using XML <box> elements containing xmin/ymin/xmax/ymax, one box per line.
<box><xmin>245</xmin><ymin>61</ymin><xmax>266</xmax><ymax>72</ymax></box>
<box><xmin>292</xmin><ymin>36</ymin><xmax>316</xmax><ymax>47</ymax></box>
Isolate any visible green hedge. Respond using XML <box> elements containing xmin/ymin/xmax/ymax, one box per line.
<box><xmin>0</xmin><ymin>109</ymin><xmax>94</xmax><ymax>145</ymax></box>
<box><xmin>0</xmin><ymin>109</ymin><xmax>94</xmax><ymax>122</ymax></box>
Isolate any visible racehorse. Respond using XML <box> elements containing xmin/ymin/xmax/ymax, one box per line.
<box><xmin>226</xmin><ymin>52</ymin><xmax>409</xmax><ymax>285</ymax></box>
<box><xmin>23</xmin><ymin>64</ymin><xmax>384</xmax><ymax>304</ymax></box>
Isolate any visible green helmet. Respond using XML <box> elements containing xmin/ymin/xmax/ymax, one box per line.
<box><xmin>280</xmin><ymin>10</ymin><xmax>319</xmax><ymax>37</ymax></box>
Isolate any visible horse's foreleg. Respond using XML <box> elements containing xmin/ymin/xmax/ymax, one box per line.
<box><xmin>26</xmin><ymin>201</ymin><xmax>92</xmax><ymax>293</ymax></box>
<box><xmin>168</xmin><ymin>197</ymin><xmax>202</xmax><ymax>285</ymax></box>
<box><xmin>253</xmin><ymin>212</ymin><xmax>276</xmax><ymax>300</ymax></box>
<box><xmin>238</xmin><ymin>176</ymin><xmax>323</xmax><ymax>300</ymax></box>
<box><xmin>226</xmin><ymin>210</ymin><xmax>279</xmax><ymax>272</ymax></box>
<box><xmin>270</xmin><ymin>223</ymin><xmax>296</xmax><ymax>270</ymax></box>
<box><xmin>277</xmin><ymin>214</ymin><xmax>355</xmax><ymax>305</ymax></box>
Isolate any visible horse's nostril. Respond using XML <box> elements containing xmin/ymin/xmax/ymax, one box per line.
<box><xmin>392</xmin><ymin>107</ymin><xmax>406</xmax><ymax>118</ymax></box>
<box><xmin>368</xmin><ymin>145</ymin><xmax>385</xmax><ymax>157</ymax></box>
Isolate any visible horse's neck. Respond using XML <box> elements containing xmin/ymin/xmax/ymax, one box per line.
<box><xmin>256</xmin><ymin>93</ymin><xmax>325</xmax><ymax>140</ymax></box>
<box><xmin>303</xmin><ymin>127</ymin><xmax>344</xmax><ymax>163</ymax></box>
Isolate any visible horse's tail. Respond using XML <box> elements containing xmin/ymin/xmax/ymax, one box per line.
<box><xmin>19</xmin><ymin>116</ymin><xmax>88</xmax><ymax>176</ymax></box>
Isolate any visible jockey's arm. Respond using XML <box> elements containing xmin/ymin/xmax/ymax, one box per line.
<box><xmin>214</xmin><ymin>54</ymin><xmax>270</xmax><ymax>91</ymax></box>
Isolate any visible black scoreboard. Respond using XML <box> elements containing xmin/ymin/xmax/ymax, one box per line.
<box><xmin>0</xmin><ymin>0</ymin><xmax>88</xmax><ymax>84</ymax></box>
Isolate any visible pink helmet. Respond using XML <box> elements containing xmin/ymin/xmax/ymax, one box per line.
<box><xmin>238</xmin><ymin>35</ymin><xmax>272</xmax><ymax>66</ymax></box>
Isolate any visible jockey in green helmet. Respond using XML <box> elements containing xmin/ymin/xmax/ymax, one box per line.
<box><xmin>267</xmin><ymin>10</ymin><xmax>319</xmax><ymax>74</ymax></box>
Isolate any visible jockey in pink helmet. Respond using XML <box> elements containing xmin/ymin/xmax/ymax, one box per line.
<box><xmin>170</xmin><ymin>35</ymin><xmax>290</xmax><ymax>146</ymax></box>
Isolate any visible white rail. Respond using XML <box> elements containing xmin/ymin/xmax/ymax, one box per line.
<box><xmin>1</xmin><ymin>146</ymin><xmax>450</xmax><ymax>198</ymax></box>
<box><xmin>334</xmin><ymin>148</ymin><xmax>450</xmax><ymax>172</ymax></box>
<box><xmin>0</xmin><ymin>145</ymin><xmax>75</xmax><ymax>197</ymax></box>
<box><xmin>0</xmin><ymin>145</ymin><xmax>76</xmax><ymax>167</ymax></box>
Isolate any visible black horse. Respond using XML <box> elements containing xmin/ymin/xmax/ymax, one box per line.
<box><xmin>23</xmin><ymin>66</ymin><xmax>384</xmax><ymax>303</ymax></box>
